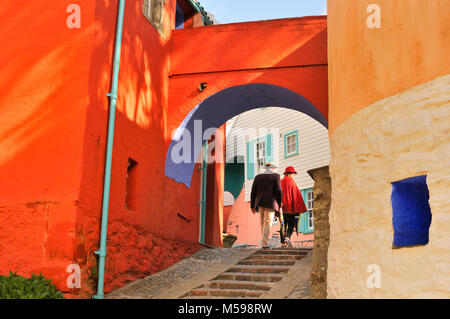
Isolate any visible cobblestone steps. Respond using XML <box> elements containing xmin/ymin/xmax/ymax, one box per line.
<box><xmin>204</xmin><ymin>280</ymin><xmax>274</xmax><ymax>291</ymax></box>
<box><xmin>227</xmin><ymin>265</ymin><xmax>290</xmax><ymax>274</ymax></box>
<box><xmin>247</xmin><ymin>253</ymin><xmax>305</xmax><ymax>260</ymax></box>
<box><xmin>216</xmin><ymin>272</ymin><xmax>285</xmax><ymax>282</ymax></box>
<box><xmin>187</xmin><ymin>288</ymin><xmax>265</xmax><ymax>298</ymax></box>
<box><xmin>183</xmin><ymin>248</ymin><xmax>307</xmax><ymax>299</ymax></box>
<box><xmin>238</xmin><ymin>259</ymin><xmax>296</xmax><ymax>266</ymax></box>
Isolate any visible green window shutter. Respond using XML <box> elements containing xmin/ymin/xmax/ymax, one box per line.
<box><xmin>300</xmin><ymin>188</ymin><xmax>314</xmax><ymax>234</ymax></box>
<box><xmin>246</xmin><ymin>141</ymin><xmax>255</xmax><ymax>180</ymax></box>
<box><xmin>303</xmin><ymin>212</ymin><xmax>313</xmax><ymax>234</ymax></box>
<box><xmin>298</xmin><ymin>213</ymin><xmax>306</xmax><ymax>234</ymax></box>
<box><xmin>265</xmin><ymin>133</ymin><xmax>273</xmax><ymax>163</ymax></box>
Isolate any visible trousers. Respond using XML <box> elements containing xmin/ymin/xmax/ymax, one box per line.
<box><xmin>258</xmin><ymin>207</ymin><xmax>275</xmax><ymax>247</ymax></box>
<box><xmin>280</xmin><ymin>213</ymin><xmax>299</xmax><ymax>243</ymax></box>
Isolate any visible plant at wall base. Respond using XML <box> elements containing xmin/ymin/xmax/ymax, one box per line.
<box><xmin>0</xmin><ymin>271</ymin><xmax>65</xmax><ymax>299</ymax></box>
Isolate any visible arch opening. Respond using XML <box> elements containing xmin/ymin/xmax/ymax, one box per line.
<box><xmin>165</xmin><ymin>83</ymin><xmax>328</xmax><ymax>187</ymax></box>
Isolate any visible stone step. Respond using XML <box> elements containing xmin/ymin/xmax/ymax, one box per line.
<box><xmin>238</xmin><ymin>259</ymin><xmax>296</xmax><ymax>266</ymax></box>
<box><xmin>187</xmin><ymin>288</ymin><xmax>265</xmax><ymax>298</ymax></box>
<box><xmin>256</xmin><ymin>248</ymin><xmax>310</xmax><ymax>255</ymax></box>
<box><xmin>216</xmin><ymin>272</ymin><xmax>285</xmax><ymax>282</ymax></box>
<box><xmin>227</xmin><ymin>265</ymin><xmax>290</xmax><ymax>274</ymax></box>
<box><xmin>247</xmin><ymin>254</ymin><xmax>305</xmax><ymax>260</ymax></box>
<box><xmin>203</xmin><ymin>279</ymin><xmax>274</xmax><ymax>291</ymax></box>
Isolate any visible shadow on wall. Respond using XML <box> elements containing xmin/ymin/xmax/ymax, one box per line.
<box><xmin>75</xmin><ymin>0</ymin><xmax>201</xmax><ymax>295</ymax></box>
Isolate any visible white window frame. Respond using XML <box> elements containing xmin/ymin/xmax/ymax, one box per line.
<box><xmin>286</xmin><ymin>133</ymin><xmax>296</xmax><ymax>156</ymax></box>
<box><xmin>143</xmin><ymin>0</ymin><xmax>165</xmax><ymax>34</ymax></box>
<box><xmin>284</xmin><ymin>130</ymin><xmax>299</xmax><ymax>158</ymax></box>
<box><xmin>255</xmin><ymin>140</ymin><xmax>266</xmax><ymax>173</ymax></box>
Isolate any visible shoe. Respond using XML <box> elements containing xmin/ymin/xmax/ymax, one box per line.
<box><xmin>285</xmin><ymin>238</ymin><xmax>293</xmax><ymax>248</ymax></box>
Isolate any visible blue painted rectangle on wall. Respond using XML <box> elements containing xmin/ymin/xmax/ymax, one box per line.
<box><xmin>391</xmin><ymin>175</ymin><xmax>432</xmax><ymax>247</ymax></box>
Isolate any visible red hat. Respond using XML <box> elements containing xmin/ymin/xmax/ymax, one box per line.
<box><xmin>284</xmin><ymin>166</ymin><xmax>297</xmax><ymax>174</ymax></box>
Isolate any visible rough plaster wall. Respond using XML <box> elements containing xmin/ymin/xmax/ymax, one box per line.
<box><xmin>327</xmin><ymin>74</ymin><xmax>450</xmax><ymax>298</ymax></box>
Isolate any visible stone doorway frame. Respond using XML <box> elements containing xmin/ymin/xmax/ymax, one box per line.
<box><xmin>307</xmin><ymin>166</ymin><xmax>331</xmax><ymax>299</ymax></box>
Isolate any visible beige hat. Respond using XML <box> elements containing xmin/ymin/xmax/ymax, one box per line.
<box><xmin>264</xmin><ymin>162</ymin><xmax>278</xmax><ymax>169</ymax></box>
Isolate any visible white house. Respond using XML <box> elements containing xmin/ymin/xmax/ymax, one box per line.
<box><xmin>224</xmin><ymin>107</ymin><xmax>330</xmax><ymax>237</ymax></box>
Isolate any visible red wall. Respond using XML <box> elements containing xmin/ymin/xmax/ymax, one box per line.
<box><xmin>168</xmin><ymin>16</ymin><xmax>328</xmax><ymax>135</ymax></box>
<box><xmin>0</xmin><ymin>0</ymin><xmax>97</xmax><ymax>296</ymax></box>
<box><xmin>75</xmin><ymin>0</ymin><xmax>203</xmax><ymax>295</ymax></box>
<box><xmin>0</xmin><ymin>1</ymin><xmax>327</xmax><ymax>298</ymax></box>
<box><xmin>0</xmin><ymin>0</ymin><xmax>203</xmax><ymax>297</ymax></box>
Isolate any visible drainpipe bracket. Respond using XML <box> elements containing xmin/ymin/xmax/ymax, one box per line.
<box><xmin>95</xmin><ymin>250</ymin><xmax>106</xmax><ymax>257</ymax></box>
<box><xmin>106</xmin><ymin>93</ymin><xmax>118</xmax><ymax>100</ymax></box>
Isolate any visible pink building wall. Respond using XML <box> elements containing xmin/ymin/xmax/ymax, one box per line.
<box><xmin>226</xmin><ymin>187</ymin><xmax>314</xmax><ymax>247</ymax></box>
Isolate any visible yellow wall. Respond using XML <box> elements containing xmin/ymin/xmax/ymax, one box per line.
<box><xmin>327</xmin><ymin>0</ymin><xmax>450</xmax><ymax>298</ymax></box>
<box><xmin>328</xmin><ymin>0</ymin><xmax>450</xmax><ymax>133</ymax></box>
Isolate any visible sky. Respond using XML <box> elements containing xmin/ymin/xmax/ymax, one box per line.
<box><xmin>197</xmin><ymin>0</ymin><xmax>328</xmax><ymax>24</ymax></box>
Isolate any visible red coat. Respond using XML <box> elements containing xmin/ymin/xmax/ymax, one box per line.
<box><xmin>281</xmin><ymin>177</ymin><xmax>307</xmax><ymax>214</ymax></box>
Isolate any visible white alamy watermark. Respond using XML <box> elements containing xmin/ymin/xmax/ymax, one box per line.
<box><xmin>170</xmin><ymin>120</ymin><xmax>279</xmax><ymax>165</ymax></box>
<box><xmin>366</xmin><ymin>264</ymin><xmax>381</xmax><ymax>289</ymax></box>
<box><xmin>66</xmin><ymin>264</ymin><xmax>81</xmax><ymax>289</ymax></box>
<box><xmin>66</xmin><ymin>4</ymin><xmax>81</xmax><ymax>29</ymax></box>
<box><xmin>366</xmin><ymin>4</ymin><xmax>381</xmax><ymax>29</ymax></box>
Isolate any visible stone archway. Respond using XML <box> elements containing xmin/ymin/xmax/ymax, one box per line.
<box><xmin>165</xmin><ymin>83</ymin><xmax>328</xmax><ymax>187</ymax></box>
<box><xmin>165</xmin><ymin>83</ymin><xmax>332</xmax><ymax>298</ymax></box>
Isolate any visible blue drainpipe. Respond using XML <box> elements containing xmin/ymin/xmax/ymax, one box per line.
<box><xmin>93</xmin><ymin>0</ymin><xmax>126</xmax><ymax>299</ymax></box>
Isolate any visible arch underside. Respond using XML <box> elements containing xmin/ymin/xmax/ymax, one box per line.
<box><xmin>165</xmin><ymin>83</ymin><xmax>328</xmax><ymax>187</ymax></box>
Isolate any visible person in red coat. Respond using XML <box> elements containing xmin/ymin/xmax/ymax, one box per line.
<box><xmin>280</xmin><ymin>166</ymin><xmax>307</xmax><ymax>247</ymax></box>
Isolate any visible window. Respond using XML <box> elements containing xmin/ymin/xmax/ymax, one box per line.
<box><xmin>125</xmin><ymin>158</ymin><xmax>138</xmax><ymax>211</ymax></box>
<box><xmin>256</xmin><ymin>140</ymin><xmax>266</xmax><ymax>173</ymax></box>
<box><xmin>246</xmin><ymin>134</ymin><xmax>273</xmax><ymax>180</ymax></box>
<box><xmin>175</xmin><ymin>3</ymin><xmax>185</xmax><ymax>29</ymax></box>
<box><xmin>143</xmin><ymin>0</ymin><xmax>165</xmax><ymax>34</ymax></box>
<box><xmin>306</xmin><ymin>191</ymin><xmax>314</xmax><ymax>229</ymax></box>
<box><xmin>391</xmin><ymin>175</ymin><xmax>432</xmax><ymax>248</ymax></box>
<box><xmin>284</xmin><ymin>130</ymin><xmax>299</xmax><ymax>158</ymax></box>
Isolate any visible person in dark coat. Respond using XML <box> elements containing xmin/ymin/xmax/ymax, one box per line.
<box><xmin>250</xmin><ymin>162</ymin><xmax>283</xmax><ymax>248</ymax></box>
<box><xmin>280</xmin><ymin>166</ymin><xmax>308</xmax><ymax>247</ymax></box>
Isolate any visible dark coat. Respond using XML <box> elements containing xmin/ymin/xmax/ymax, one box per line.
<box><xmin>250</xmin><ymin>171</ymin><xmax>282</xmax><ymax>212</ymax></box>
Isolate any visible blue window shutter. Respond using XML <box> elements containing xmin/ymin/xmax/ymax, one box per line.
<box><xmin>299</xmin><ymin>213</ymin><xmax>306</xmax><ymax>234</ymax></box>
<box><xmin>265</xmin><ymin>133</ymin><xmax>273</xmax><ymax>162</ymax></box>
<box><xmin>246</xmin><ymin>141</ymin><xmax>255</xmax><ymax>180</ymax></box>
<box><xmin>303</xmin><ymin>212</ymin><xmax>313</xmax><ymax>234</ymax></box>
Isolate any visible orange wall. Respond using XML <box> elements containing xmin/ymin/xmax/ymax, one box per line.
<box><xmin>0</xmin><ymin>1</ymin><xmax>328</xmax><ymax>297</ymax></box>
<box><xmin>168</xmin><ymin>16</ymin><xmax>328</xmax><ymax>135</ymax></box>
<box><xmin>0</xmin><ymin>0</ymin><xmax>203</xmax><ymax>297</ymax></box>
<box><xmin>328</xmin><ymin>0</ymin><xmax>450</xmax><ymax>133</ymax></box>
<box><xmin>0</xmin><ymin>0</ymin><xmax>97</xmax><ymax>294</ymax></box>
<box><xmin>74</xmin><ymin>0</ymin><xmax>204</xmax><ymax>294</ymax></box>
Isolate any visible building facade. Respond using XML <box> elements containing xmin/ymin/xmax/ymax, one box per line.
<box><xmin>224</xmin><ymin>108</ymin><xmax>330</xmax><ymax>246</ymax></box>
<box><xmin>1</xmin><ymin>0</ymin><xmax>448</xmax><ymax>299</ymax></box>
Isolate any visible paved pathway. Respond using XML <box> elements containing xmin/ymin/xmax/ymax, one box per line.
<box><xmin>106</xmin><ymin>247</ymin><xmax>312</xmax><ymax>299</ymax></box>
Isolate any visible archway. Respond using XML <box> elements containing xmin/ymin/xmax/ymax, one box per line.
<box><xmin>165</xmin><ymin>83</ymin><xmax>328</xmax><ymax>188</ymax></box>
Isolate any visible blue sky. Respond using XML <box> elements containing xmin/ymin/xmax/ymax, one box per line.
<box><xmin>197</xmin><ymin>0</ymin><xmax>328</xmax><ymax>24</ymax></box>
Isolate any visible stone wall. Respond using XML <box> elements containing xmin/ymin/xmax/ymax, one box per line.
<box><xmin>102</xmin><ymin>221</ymin><xmax>201</xmax><ymax>294</ymax></box>
<box><xmin>307</xmin><ymin>166</ymin><xmax>331</xmax><ymax>299</ymax></box>
<box><xmin>327</xmin><ymin>75</ymin><xmax>450</xmax><ymax>298</ymax></box>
